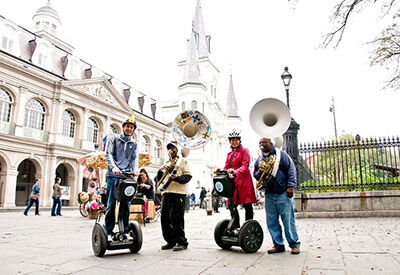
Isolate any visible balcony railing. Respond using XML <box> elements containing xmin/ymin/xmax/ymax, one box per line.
<box><xmin>58</xmin><ymin>135</ymin><xmax>81</xmax><ymax>148</ymax></box>
<box><xmin>23</xmin><ymin>127</ymin><xmax>48</xmax><ymax>142</ymax></box>
<box><xmin>0</xmin><ymin>121</ymin><xmax>15</xmax><ymax>135</ymax></box>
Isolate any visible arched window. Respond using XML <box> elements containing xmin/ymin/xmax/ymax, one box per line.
<box><xmin>0</xmin><ymin>87</ymin><xmax>12</xmax><ymax>122</ymax></box>
<box><xmin>109</xmin><ymin>124</ymin><xmax>118</xmax><ymax>134</ymax></box>
<box><xmin>87</xmin><ymin>117</ymin><xmax>99</xmax><ymax>143</ymax></box>
<box><xmin>24</xmin><ymin>98</ymin><xmax>45</xmax><ymax>130</ymax></box>
<box><xmin>154</xmin><ymin>139</ymin><xmax>162</xmax><ymax>158</ymax></box>
<box><xmin>61</xmin><ymin>110</ymin><xmax>76</xmax><ymax>138</ymax></box>
<box><xmin>181</xmin><ymin>102</ymin><xmax>186</xmax><ymax>112</ymax></box>
<box><xmin>191</xmin><ymin>100</ymin><xmax>197</xmax><ymax>110</ymax></box>
<box><xmin>140</xmin><ymin>135</ymin><xmax>150</xmax><ymax>153</ymax></box>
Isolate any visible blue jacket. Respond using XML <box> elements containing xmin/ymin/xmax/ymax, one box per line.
<box><xmin>253</xmin><ymin>145</ymin><xmax>296</xmax><ymax>194</ymax></box>
<box><xmin>105</xmin><ymin>134</ymin><xmax>137</xmax><ymax>178</ymax></box>
<box><xmin>32</xmin><ymin>183</ymin><xmax>40</xmax><ymax>195</ymax></box>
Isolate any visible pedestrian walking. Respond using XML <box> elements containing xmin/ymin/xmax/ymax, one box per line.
<box><xmin>199</xmin><ymin>186</ymin><xmax>206</xmax><ymax>209</ymax></box>
<box><xmin>23</xmin><ymin>178</ymin><xmax>40</xmax><ymax>216</ymax></box>
<box><xmin>51</xmin><ymin>177</ymin><xmax>63</xmax><ymax>216</ymax></box>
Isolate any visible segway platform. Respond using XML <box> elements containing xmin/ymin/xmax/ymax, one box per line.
<box><xmin>213</xmin><ymin>170</ymin><xmax>263</xmax><ymax>253</ymax></box>
<box><xmin>92</xmin><ymin>172</ymin><xmax>143</xmax><ymax>257</ymax></box>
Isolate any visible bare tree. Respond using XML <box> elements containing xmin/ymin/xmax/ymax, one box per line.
<box><xmin>298</xmin><ymin>0</ymin><xmax>400</xmax><ymax>89</ymax></box>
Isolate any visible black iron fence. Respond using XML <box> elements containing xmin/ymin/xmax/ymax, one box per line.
<box><xmin>297</xmin><ymin>136</ymin><xmax>400</xmax><ymax>192</ymax></box>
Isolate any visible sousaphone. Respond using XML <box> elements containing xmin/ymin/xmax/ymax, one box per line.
<box><xmin>172</xmin><ymin>109</ymin><xmax>211</xmax><ymax>150</ymax></box>
<box><xmin>249</xmin><ymin>98</ymin><xmax>291</xmax><ymax>144</ymax></box>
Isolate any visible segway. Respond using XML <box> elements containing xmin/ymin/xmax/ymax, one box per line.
<box><xmin>213</xmin><ymin>170</ymin><xmax>263</xmax><ymax>253</ymax></box>
<box><xmin>92</xmin><ymin>172</ymin><xmax>143</xmax><ymax>257</ymax></box>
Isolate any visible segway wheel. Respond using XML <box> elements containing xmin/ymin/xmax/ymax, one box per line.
<box><xmin>79</xmin><ymin>203</ymin><xmax>88</xmax><ymax>217</ymax></box>
<box><xmin>238</xmin><ymin>220</ymin><xmax>264</xmax><ymax>253</ymax></box>
<box><xmin>92</xmin><ymin>223</ymin><xmax>107</xmax><ymax>257</ymax></box>
<box><xmin>128</xmin><ymin>221</ymin><xmax>143</xmax><ymax>253</ymax></box>
<box><xmin>214</xmin><ymin>219</ymin><xmax>232</xmax><ymax>250</ymax></box>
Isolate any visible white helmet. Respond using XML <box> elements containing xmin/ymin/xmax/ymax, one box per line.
<box><xmin>228</xmin><ymin>129</ymin><xmax>241</xmax><ymax>140</ymax></box>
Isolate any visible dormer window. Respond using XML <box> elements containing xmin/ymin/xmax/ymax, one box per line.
<box><xmin>32</xmin><ymin>41</ymin><xmax>52</xmax><ymax>71</ymax></box>
<box><xmin>1</xmin><ymin>24</ymin><xmax>16</xmax><ymax>52</ymax></box>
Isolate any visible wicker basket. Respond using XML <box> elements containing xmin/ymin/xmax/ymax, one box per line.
<box><xmin>88</xmin><ymin>210</ymin><xmax>97</xmax><ymax>219</ymax></box>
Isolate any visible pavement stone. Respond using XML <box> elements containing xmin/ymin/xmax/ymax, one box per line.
<box><xmin>0</xmin><ymin>207</ymin><xmax>399</xmax><ymax>274</ymax></box>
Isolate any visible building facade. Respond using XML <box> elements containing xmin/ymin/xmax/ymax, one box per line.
<box><xmin>0</xmin><ymin>2</ymin><xmax>170</xmax><ymax>207</ymax></box>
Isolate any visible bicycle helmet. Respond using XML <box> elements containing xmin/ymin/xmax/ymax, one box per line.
<box><xmin>122</xmin><ymin>115</ymin><xmax>137</xmax><ymax>129</ymax></box>
<box><xmin>228</xmin><ymin>129</ymin><xmax>241</xmax><ymax>140</ymax></box>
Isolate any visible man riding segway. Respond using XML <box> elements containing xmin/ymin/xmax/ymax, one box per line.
<box><xmin>91</xmin><ymin>115</ymin><xmax>142</xmax><ymax>257</ymax></box>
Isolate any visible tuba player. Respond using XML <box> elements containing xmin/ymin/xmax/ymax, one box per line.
<box><xmin>253</xmin><ymin>138</ymin><xmax>301</xmax><ymax>255</ymax></box>
<box><xmin>156</xmin><ymin>141</ymin><xmax>192</xmax><ymax>251</ymax></box>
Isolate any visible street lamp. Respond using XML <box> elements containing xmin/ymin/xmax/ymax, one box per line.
<box><xmin>329</xmin><ymin>97</ymin><xmax>338</xmax><ymax>139</ymax></box>
<box><xmin>281</xmin><ymin>66</ymin><xmax>292</xmax><ymax>109</ymax></box>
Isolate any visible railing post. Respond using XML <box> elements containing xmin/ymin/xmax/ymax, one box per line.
<box><xmin>355</xmin><ymin>134</ymin><xmax>364</xmax><ymax>191</ymax></box>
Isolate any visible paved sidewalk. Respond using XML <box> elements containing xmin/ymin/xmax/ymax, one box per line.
<box><xmin>0</xmin><ymin>207</ymin><xmax>399</xmax><ymax>274</ymax></box>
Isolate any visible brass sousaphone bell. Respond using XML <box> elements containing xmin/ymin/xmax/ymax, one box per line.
<box><xmin>249</xmin><ymin>98</ymin><xmax>291</xmax><ymax>146</ymax></box>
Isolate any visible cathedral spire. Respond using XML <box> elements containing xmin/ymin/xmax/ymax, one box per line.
<box><xmin>193</xmin><ymin>0</ymin><xmax>210</xmax><ymax>59</ymax></box>
<box><xmin>181</xmin><ymin>28</ymin><xmax>201</xmax><ymax>85</ymax></box>
<box><xmin>226</xmin><ymin>73</ymin><xmax>239</xmax><ymax>117</ymax></box>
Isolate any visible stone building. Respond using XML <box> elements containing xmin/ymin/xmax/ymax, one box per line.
<box><xmin>0</xmin><ymin>2</ymin><xmax>170</xmax><ymax>207</ymax></box>
<box><xmin>0</xmin><ymin>0</ymin><xmax>243</xmax><ymax>208</ymax></box>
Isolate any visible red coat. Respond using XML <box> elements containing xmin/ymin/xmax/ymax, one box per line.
<box><xmin>223</xmin><ymin>145</ymin><xmax>257</xmax><ymax>205</ymax></box>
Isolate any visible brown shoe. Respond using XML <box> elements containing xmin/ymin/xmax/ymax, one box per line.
<box><xmin>267</xmin><ymin>247</ymin><xmax>285</xmax><ymax>254</ymax></box>
<box><xmin>291</xmin><ymin>246</ymin><xmax>300</xmax><ymax>254</ymax></box>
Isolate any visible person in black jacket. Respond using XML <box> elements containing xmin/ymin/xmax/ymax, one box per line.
<box><xmin>137</xmin><ymin>168</ymin><xmax>155</xmax><ymax>200</ymax></box>
<box><xmin>199</xmin><ymin>186</ymin><xmax>207</xmax><ymax>209</ymax></box>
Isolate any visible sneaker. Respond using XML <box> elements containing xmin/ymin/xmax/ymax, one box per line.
<box><xmin>23</xmin><ymin>213</ymin><xmax>27</xmax><ymax>216</ymax></box>
<box><xmin>291</xmin><ymin>246</ymin><xmax>300</xmax><ymax>255</ymax></box>
<box><xmin>161</xmin><ymin>243</ymin><xmax>175</xmax><ymax>250</ymax></box>
<box><xmin>172</xmin><ymin>244</ymin><xmax>188</xmax><ymax>251</ymax></box>
<box><xmin>35</xmin><ymin>214</ymin><xmax>41</xmax><ymax>216</ymax></box>
<box><xmin>267</xmin><ymin>247</ymin><xmax>285</xmax><ymax>254</ymax></box>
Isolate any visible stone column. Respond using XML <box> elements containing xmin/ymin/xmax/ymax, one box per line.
<box><xmin>2</xmin><ymin>169</ymin><xmax>18</xmax><ymax>207</ymax></box>
<box><xmin>14</xmin><ymin>87</ymin><xmax>28</xmax><ymax>137</ymax></box>
<box><xmin>43</xmin><ymin>155</ymin><xmax>57</xmax><ymax>207</ymax></box>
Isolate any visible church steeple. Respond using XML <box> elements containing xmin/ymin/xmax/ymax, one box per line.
<box><xmin>181</xmin><ymin>29</ymin><xmax>201</xmax><ymax>86</ymax></box>
<box><xmin>226</xmin><ymin>73</ymin><xmax>239</xmax><ymax>117</ymax></box>
<box><xmin>193</xmin><ymin>0</ymin><xmax>210</xmax><ymax>59</ymax></box>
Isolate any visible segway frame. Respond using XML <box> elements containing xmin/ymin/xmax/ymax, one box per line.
<box><xmin>213</xmin><ymin>170</ymin><xmax>263</xmax><ymax>253</ymax></box>
<box><xmin>92</xmin><ymin>171</ymin><xmax>143</xmax><ymax>257</ymax></box>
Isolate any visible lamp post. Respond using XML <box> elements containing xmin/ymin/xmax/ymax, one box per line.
<box><xmin>281</xmin><ymin>66</ymin><xmax>292</xmax><ymax>109</ymax></box>
<box><xmin>329</xmin><ymin>97</ymin><xmax>338</xmax><ymax>139</ymax></box>
<box><xmin>280</xmin><ymin>66</ymin><xmax>300</xmax><ymax>191</ymax></box>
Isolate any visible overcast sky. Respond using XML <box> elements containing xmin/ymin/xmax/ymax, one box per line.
<box><xmin>2</xmin><ymin>0</ymin><xmax>399</xmax><ymax>151</ymax></box>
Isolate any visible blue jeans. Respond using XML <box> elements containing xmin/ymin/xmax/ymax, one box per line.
<box><xmin>51</xmin><ymin>197</ymin><xmax>62</xmax><ymax>216</ymax></box>
<box><xmin>24</xmin><ymin>197</ymin><xmax>39</xmax><ymax>215</ymax></box>
<box><xmin>105</xmin><ymin>177</ymin><xmax>130</xmax><ymax>234</ymax></box>
<box><xmin>265</xmin><ymin>192</ymin><xmax>300</xmax><ymax>249</ymax></box>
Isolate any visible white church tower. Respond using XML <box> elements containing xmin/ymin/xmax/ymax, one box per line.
<box><xmin>162</xmin><ymin>0</ymin><xmax>242</xmax><ymax>192</ymax></box>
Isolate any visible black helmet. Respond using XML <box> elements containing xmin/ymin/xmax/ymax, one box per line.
<box><xmin>122</xmin><ymin>115</ymin><xmax>137</xmax><ymax>129</ymax></box>
<box><xmin>228</xmin><ymin>129</ymin><xmax>241</xmax><ymax>140</ymax></box>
